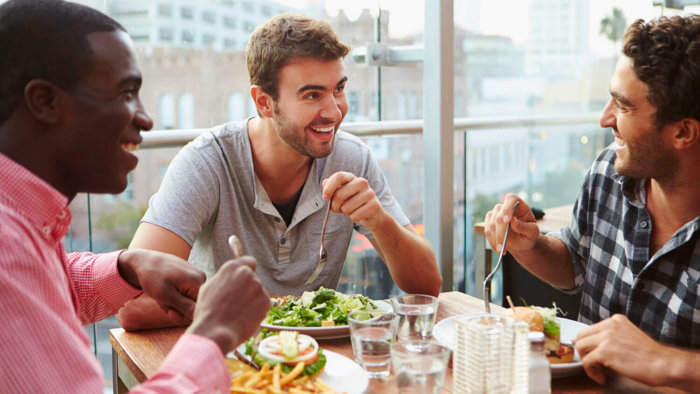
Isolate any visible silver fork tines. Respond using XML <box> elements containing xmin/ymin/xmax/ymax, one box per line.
<box><xmin>483</xmin><ymin>201</ymin><xmax>520</xmax><ymax>313</ymax></box>
<box><xmin>304</xmin><ymin>196</ymin><xmax>332</xmax><ymax>285</ymax></box>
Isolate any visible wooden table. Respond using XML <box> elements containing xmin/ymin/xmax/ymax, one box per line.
<box><xmin>473</xmin><ymin>204</ymin><xmax>574</xmax><ymax>299</ymax></box>
<box><xmin>110</xmin><ymin>291</ymin><xmax>682</xmax><ymax>394</ymax></box>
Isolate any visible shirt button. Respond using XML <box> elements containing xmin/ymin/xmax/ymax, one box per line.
<box><xmin>281</xmin><ymin>238</ymin><xmax>286</xmax><ymax>245</ymax></box>
<box><xmin>640</xmin><ymin>221</ymin><xmax>648</xmax><ymax>228</ymax></box>
<box><xmin>274</xmin><ymin>217</ymin><xmax>281</xmax><ymax>223</ymax></box>
<box><xmin>637</xmin><ymin>282</ymin><xmax>646</xmax><ymax>291</ymax></box>
<box><xmin>42</xmin><ymin>226</ymin><xmax>51</xmax><ymax>235</ymax></box>
<box><xmin>57</xmin><ymin>210</ymin><xmax>66</xmax><ymax>219</ymax></box>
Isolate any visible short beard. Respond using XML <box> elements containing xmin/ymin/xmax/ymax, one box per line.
<box><xmin>614</xmin><ymin>125</ymin><xmax>679</xmax><ymax>182</ymax></box>
<box><xmin>272</xmin><ymin>104</ymin><xmax>335</xmax><ymax>159</ymax></box>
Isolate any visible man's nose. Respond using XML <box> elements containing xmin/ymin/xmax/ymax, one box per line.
<box><xmin>135</xmin><ymin>101</ymin><xmax>154</xmax><ymax>132</ymax></box>
<box><xmin>599</xmin><ymin>98</ymin><xmax>616</xmax><ymax>130</ymax></box>
<box><xmin>319</xmin><ymin>95</ymin><xmax>343</xmax><ymax>123</ymax></box>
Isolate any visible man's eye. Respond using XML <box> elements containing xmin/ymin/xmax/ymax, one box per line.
<box><xmin>305</xmin><ymin>92</ymin><xmax>319</xmax><ymax>100</ymax></box>
<box><xmin>335</xmin><ymin>85</ymin><xmax>345</xmax><ymax>93</ymax></box>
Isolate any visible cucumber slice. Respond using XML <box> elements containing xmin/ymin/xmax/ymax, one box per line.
<box><xmin>279</xmin><ymin>331</ymin><xmax>299</xmax><ymax>360</ymax></box>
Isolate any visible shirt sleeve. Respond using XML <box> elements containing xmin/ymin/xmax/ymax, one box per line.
<box><xmin>127</xmin><ymin>334</ymin><xmax>230</xmax><ymax>394</ymax></box>
<box><xmin>354</xmin><ymin>151</ymin><xmax>411</xmax><ymax>239</ymax></box>
<box><xmin>66</xmin><ymin>250</ymin><xmax>144</xmax><ymax>325</ymax></box>
<box><xmin>141</xmin><ymin>142</ymin><xmax>221</xmax><ymax>247</ymax></box>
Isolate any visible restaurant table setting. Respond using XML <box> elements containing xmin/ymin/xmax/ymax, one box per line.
<box><xmin>110</xmin><ymin>291</ymin><xmax>687</xmax><ymax>394</ymax></box>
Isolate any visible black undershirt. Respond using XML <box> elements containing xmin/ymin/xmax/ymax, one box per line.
<box><xmin>272</xmin><ymin>183</ymin><xmax>305</xmax><ymax>226</ymax></box>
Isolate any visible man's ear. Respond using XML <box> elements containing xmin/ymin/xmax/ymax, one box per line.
<box><xmin>670</xmin><ymin>118</ymin><xmax>700</xmax><ymax>150</ymax></box>
<box><xmin>250</xmin><ymin>85</ymin><xmax>274</xmax><ymax>118</ymax></box>
<box><xmin>24</xmin><ymin>80</ymin><xmax>64</xmax><ymax>126</ymax></box>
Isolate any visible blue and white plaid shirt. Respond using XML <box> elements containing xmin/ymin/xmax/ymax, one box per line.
<box><xmin>551</xmin><ymin>146</ymin><xmax>700</xmax><ymax>348</ymax></box>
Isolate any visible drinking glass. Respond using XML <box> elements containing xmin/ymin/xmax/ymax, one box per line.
<box><xmin>390</xmin><ymin>294</ymin><xmax>439</xmax><ymax>351</ymax></box>
<box><xmin>391</xmin><ymin>340</ymin><xmax>451</xmax><ymax>394</ymax></box>
<box><xmin>348</xmin><ymin>310</ymin><xmax>399</xmax><ymax>378</ymax></box>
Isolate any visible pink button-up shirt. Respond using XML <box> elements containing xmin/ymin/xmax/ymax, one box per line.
<box><xmin>0</xmin><ymin>152</ymin><xmax>229</xmax><ymax>393</ymax></box>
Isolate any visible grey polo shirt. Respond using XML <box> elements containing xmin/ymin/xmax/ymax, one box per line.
<box><xmin>141</xmin><ymin>119</ymin><xmax>410</xmax><ymax>296</ymax></box>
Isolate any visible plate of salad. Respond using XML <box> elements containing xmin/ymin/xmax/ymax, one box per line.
<box><xmin>262</xmin><ymin>287</ymin><xmax>392</xmax><ymax>339</ymax></box>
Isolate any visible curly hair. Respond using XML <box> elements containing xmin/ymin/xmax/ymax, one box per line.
<box><xmin>246</xmin><ymin>13</ymin><xmax>350</xmax><ymax>116</ymax></box>
<box><xmin>623</xmin><ymin>15</ymin><xmax>700</xmax><ymax>127</ymax></box>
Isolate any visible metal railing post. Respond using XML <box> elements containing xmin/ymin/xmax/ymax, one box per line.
<box><xmin>424</xmin><ymin>0</ymin><xmax>454</xmax><ymax>292</ymax></box>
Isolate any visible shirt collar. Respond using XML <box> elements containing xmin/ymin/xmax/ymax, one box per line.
<box><xmin>0</xmin><ymin>152</ymin><xmax>71</xmax><ymax>240</ymax></box>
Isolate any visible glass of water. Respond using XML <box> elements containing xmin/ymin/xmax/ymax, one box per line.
<box><xmin>391</xmin><ymin>340</ymin><xmax>451</xmax><ymax>394</ymax></box>
<box><xmin>348</xmin><ymin>310</ymin><xmax>399</xmax><ymax>378</ymax></box>
<box><xmin>390</xmin><ymin>294</ymin><xmax>439</xmax><ymax>351</ymax></box>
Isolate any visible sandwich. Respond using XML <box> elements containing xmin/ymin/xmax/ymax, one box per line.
<box><xmin>502</xmin><ymin>302</ymin><xmax>575</xmax><ymax>364</ymax></box>
<box><xmin>245</xmin><ymin>330</ymin><xmax>327</xmax><ymax>378</ymax></box>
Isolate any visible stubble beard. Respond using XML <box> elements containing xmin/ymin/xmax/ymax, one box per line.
<box><xmin>272</xmin><ymin>104</ymin><xmax>335</xmax><ymax>159</ymax></box>
<box><xmin>614</xmin><ymin>125</ymin><xmax>678</xmax><ymax>182</ymax></box>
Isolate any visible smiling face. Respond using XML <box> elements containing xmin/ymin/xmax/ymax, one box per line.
<box><xmin>270</xmin><ymin>57</ymin><xmax>348</xmax><ymax>159</ymax></box>
<box><xmin>58</xmin><ymin>30</ymin><xmax>153</xmax><ymax>194</ymax></box>
<box><xmin>599</xmin><ymin>56</ymin><xmax>679</xmax><ymax>180</ymax></box>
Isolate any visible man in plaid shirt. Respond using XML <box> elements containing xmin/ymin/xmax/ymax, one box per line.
<box><xmin>485</xmin><ymin>15</ymin><xmax>700</xmax><ymax>391</ymax></box>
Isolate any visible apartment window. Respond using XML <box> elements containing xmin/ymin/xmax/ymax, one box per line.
<box><xmin>181</xmin><ymin>7</ymin><xmax>194</xmax><ymax>20</ymax></box>
<box><xmin>242</xmin><ymin>1</ymin><xmax>254</xmax><ymax>13</ymax></box>
<box><xmin>261</xmin><ymin>6</ymin><xmax>272</xmax><ymax>17</ymax></box>
<box><xmin>222</xmin><ymin>0</ymin><xmax>234</xmax><ymax>5</ymax></box>
<box><xmin>347</xmin><ymin>92</ymin><xmax>360</xmax><ymax>120</ymax></box>
<box><xmin>178</xmin><ymin>93</ymin><xmax>195</xmax><ymax>129</ymax></box>
<box><xmin>159</xmin><ymin>28</ymin><xmax>173</xmax><ymax>42</ymax></box>
<box><xmin>159</xmin><ymin>94</ymin><xmax>175</xmax><ymax>130</ymax></box>
<box><xmin>244</xmin><ymin>21</ymin><xmax>255</xmax><ymax>32</ymax></box>
<box><xmin>203</xmin><ymin>35</ymin><xmax>216</xmax><ymax>45</ymax></box>
<box><xmin>202</xmin><ymin>11</ymin><xmax>216</xmax><ymax>24</ymax></box>
<box><xmin>397</xmin><ymin>92</ymin><xmax>407</xmax><ymax>120</ymax></box>
<box><xmin>228</xmin><ymin>92</ymin><xmax>246</xmax><ymax>122</ymax></box>
<box><xmin>122</xmin><ymin>173</ymin><xmax>134</xmax><ymax>203</ymax></box>
<box><xmin>224</xmin><ymin>16</ymin><xmax>236</xmax><ymax>29</ymax></box>
<box><xmin>157</xmin><ymin>4</ymin><xmax>172</xmax><ymax>17</ymax></box>
<box><xmin>182</xmin><ymin>31</ymin><xmax>195</xmax><ymax>44</ymax></box>
<box><xmin>224</xmin><ymin>38</ymin><xmax>236</xmax><ymax>50</ymax></box>
<box><xmin>248</xmin><ymin>97</ymin><xmax>258</xmax><ymax>118</ymax></box>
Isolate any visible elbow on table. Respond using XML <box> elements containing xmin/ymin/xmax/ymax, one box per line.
<box><xmin>116</xmin><ymin>307</ymin><xmax>144</xmax><ymax>332</ymax></box>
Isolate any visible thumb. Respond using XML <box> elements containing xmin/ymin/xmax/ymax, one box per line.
<box><xmin>510</xmin><ymin>216</ymin><xmax>539</xmax><ymax>238</ymax></box>
<box><xmin>163</xmin><ymin>285</ymin><xmax>197</xmax><ymax>320</ymax></box>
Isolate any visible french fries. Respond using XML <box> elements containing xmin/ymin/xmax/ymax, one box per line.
<box><xmin>229</xmin><ymin>361</ymin><xmax>346</xmax><ymax>394</ymax></box>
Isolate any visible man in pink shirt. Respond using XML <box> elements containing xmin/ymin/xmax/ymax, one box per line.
<box><xmin>0</xmin><ymin>0</ymin><xmax>271</xmax><ymax>393</ymax></box>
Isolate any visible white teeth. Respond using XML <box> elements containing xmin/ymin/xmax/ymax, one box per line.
<box><xmin>121</xmin><ymin>143</ymin><xmax>139</xmax><ymax>153</ymax></box>
<box><xmin>614</xmin><ymin>137</ymin><xmax>625</xmax><ymax>147</ymax></box>
<box><xmin>311</xmin><ymin>125</ymin><xmax>334</xmax><ymax>133</ymax></box>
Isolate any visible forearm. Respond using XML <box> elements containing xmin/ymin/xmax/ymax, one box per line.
<box><xmin>509</xmin><ymin>234</ymin><xmax>576</xmax><ymax>290</ymax></box>
<box><xmin>117</xmin><ymin>294</ymin><xmax>183</xmax><ymax>331</ymax></box>
<box><xmin>370</xmin><ymin>213</ymin><xmax>442</xmax><ymax>296</ymax></box>
<box><xmin>667</xmin><ymin>349</ymin><xmax>700</xmax><ymax>393</ymax></box>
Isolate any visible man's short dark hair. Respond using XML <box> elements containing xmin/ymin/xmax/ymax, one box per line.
<box><xmin>623</xmin><ymin>15</ymin><xmax>700</xmax><ymax>127</ymax></box>
<box><xmin>0</xmin><ymin>0</ymin><xmax>126</xmax><ymax>126</ymax></box>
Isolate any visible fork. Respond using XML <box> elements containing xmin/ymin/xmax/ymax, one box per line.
<box><xmin>228</xmin><ymin>235</ymin><xmax>262</xmax><ymax>370</ymax></box>
<box><xmin>304</xmin><ymin>196</ymin><xmax>332</xmax><ymax>285</ymax></box>
<box><xmin>483</xmin><ymin>201</ymin><xmax>520</xmax><ymax>313</ymax></box>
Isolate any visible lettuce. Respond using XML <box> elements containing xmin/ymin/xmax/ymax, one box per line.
<box><xmin>527</xmin><ymin>302</ymin><xmax>565</xmax><ymax>338</ymax></box>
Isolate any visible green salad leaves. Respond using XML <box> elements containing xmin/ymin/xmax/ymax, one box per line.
<box><xmin>265</xmin><ymin>287</ymin><xmax>378</xmax><ymax>327</ymax></box>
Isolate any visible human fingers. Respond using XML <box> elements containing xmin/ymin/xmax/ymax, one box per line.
<box><xmin>581</xmin><ymin>348</ymin><xmax>608</xmax><ymax>385</ymax></box>
<box><xmin>339</xmin><ymin>187</ymin><xmax>376</xmax><ymax>218</ymax></box>
<box><xmin>322</xmin><ymin>171</ymin><xmax>355</xmax><ymax>201</ymax></box>
<box><xmin>506</xmin><ymin>216</ymin><xmax>540</xmax><ymax>248</ymax></box>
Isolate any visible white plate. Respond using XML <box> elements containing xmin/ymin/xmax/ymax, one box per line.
<box><xmin>433</xmin><ymin>314</ymin><xmax>587</xmax><ymax>379</ymax></box>
<box><xmin>261</xmin><ymin>300</ymin><xmax>392</xmax><ymax>339</ymax></box>
<box><xmin>227</xmin><ymin>345</ymin><xmax>369</xmax><ymax>394</ymax></box>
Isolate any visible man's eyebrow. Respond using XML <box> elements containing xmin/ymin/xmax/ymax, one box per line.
<box><xmin>117</xmin><ymin>75</ymin><xmax>142</xmax><ymax>88</ymax></box>
<box><xmin>610</xmin><ymin>91</ymin><xmax>632</xmax><ymax>107</ymax></box>
<box><xmin>297</xmin><ymin>76</ymin><xmax>348</xmax><ymax>94</ymax></box>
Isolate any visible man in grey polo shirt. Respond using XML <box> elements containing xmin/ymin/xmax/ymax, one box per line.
<box><xmin>117</xmin><ymin>14</ymin><xmax>441</xmax><ymax>331</ymax></box>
